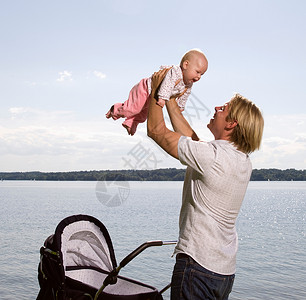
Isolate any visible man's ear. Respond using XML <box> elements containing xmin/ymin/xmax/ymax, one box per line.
<box><xmin>226</xmin><ymin>120</ymin><xmax>238</xmax><ymax>129</ymax></box>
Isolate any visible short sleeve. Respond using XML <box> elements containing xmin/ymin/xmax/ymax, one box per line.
<box><xmin>178</xmin><ymin>136</ymin><xmax>216</xmax><ymax>174</ymax></box>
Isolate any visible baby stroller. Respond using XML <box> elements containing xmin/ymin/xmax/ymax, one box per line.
<box><xmin>37</xmin><ymin>214</ymin><xmax>176</xmax><ymax>300</ymax></box>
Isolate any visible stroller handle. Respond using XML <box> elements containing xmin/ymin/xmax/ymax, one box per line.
<box><xmin>120</xmin><ymin>240</ymin><xmax>177</xmax><ymax>268</ymax></box>
<box><xmin>104</xmin><ymin>240</ymin><xmax>176</xmax><ymax>285</ymax></box>
<box><xmin>120</xmin><ymin>240</ymin><xmax>176</xmax><ymax>268</ymax></box>
<box><xmin>96</xmin><ymin>240</ymin><xmax>177</xmax><ymax>299</ymax></box>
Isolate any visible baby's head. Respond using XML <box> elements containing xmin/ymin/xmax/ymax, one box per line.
<box><xmin>180</xmin><ymin>49</ymin><xmax>208</xmax><ymax>85</ymax></box>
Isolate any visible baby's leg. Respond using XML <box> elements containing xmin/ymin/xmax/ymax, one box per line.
<box><xmin>106</xmin><ymin>79</ymin><xmax>148</xmax><ymax>121</ymax></box>
<box><xmin>122</xmin><ymin>93</ymin><xmax>151</xmax><ymax>136</ymax></box>
<box><xmin>122</xmin><ymin>118</ymin><xmax>137</xmax><ymax>136</ymax></box>
<box><xmin>117</xmin><ymin>79</ymin><xmax>149</xmax><ymax>118</ymax></box>
<box><xmin>106</xmin><ymin>105</ymin><xmax>114</xmax><ymax>119</ymax></box>
<box><xmin>106</xmin><ymin>104</ymin><xmax>123</xmax><ymax>120</ymax></box>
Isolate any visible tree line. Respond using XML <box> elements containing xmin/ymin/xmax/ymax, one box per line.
<box><xmin>0</xmin><ymin>168</ymin><xmax>305</xmax><ymax>181</ymax></box>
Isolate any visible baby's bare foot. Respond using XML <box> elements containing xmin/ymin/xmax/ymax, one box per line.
<box><xmin>106</xmin><ymin>105</ymin><xmax>114</xmax><ymax>118</ymax></box>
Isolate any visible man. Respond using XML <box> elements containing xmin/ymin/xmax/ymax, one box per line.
<box><xmin>147</xmin><ymin>70</ymin><xmax>264</xmax><ymax>300</ymax></box>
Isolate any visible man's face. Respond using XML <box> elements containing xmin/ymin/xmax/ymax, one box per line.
<box><xmin>207</xmin><ymin>103</ymin><xmax>231</xmax><ymax>139</ymax></box>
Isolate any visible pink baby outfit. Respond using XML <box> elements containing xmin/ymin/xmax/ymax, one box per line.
<box><xmin>111</xmin><ymin>78</ymin><xmax>150</xmax><ymax>136</ymax></box>
<box><xmin>107</xmin><ymin>66</ymin><xmax>190</xmax><ymax>135</ymax></box>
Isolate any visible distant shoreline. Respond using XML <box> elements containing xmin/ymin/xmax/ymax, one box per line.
<box><xmin>0</xmin><ymin>168</ymin><xmax>305</xmax><ymax>181</ymax></box>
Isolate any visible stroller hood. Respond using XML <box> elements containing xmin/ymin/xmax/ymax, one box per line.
<box><xmin>54</xmin><ymin>215</ymin><xmax>117</xmax><ymax>272</ymax></box>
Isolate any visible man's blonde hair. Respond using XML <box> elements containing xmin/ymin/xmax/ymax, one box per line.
<box><xmin>180</xmin><ymin>49</ymin><xmax>207</xmax><ymax>67</ymax></box>
<box><xmin>227</xmin><ymin>94</ymin><xmax>264</xmax><ymax>154</ymax></box>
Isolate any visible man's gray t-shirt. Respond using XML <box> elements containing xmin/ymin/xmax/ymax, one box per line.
<box><xmin>174</xmin><ymin>136</ymin><xmax>252</xmax><ymax>275</ymax></box>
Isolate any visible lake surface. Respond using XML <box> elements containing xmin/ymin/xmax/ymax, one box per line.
<box><xmin>0</xmin><ymin>180</ymin><xmax>305</xmax><ymax>299</ymax></box>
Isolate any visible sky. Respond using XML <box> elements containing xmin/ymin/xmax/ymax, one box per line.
<box><xmin>0</xmin><ymin>0</ymin><xmax>305</xmax><ymax>172</ymax></box>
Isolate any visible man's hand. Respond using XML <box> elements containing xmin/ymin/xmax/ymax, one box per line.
<box><xmin>156</xmin><ymin>98</ymin><xmax>166</xmax><ymax>108</ymax></box>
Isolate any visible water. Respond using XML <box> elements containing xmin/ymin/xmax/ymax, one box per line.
<box><xmin>0</xmin><ymin>180</ymin><xmax>305</xmax><ymax>299</ymax></box>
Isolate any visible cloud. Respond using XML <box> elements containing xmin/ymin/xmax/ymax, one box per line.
<box><xmin>0</xmin><ymin>107</ymin><xmax>145</xmax><ymax>171</ymax></box>
<box><xmin>22</xmin><ymin>70</ymin><xmax>106</xmax><ymax>88</ymax></box>
<box><xmin>8</xmin><ymin>107</ymin><xmax>74</xmax><ymax>122</ymax></box>
<box><xmin>1</xmin><ymin>109</ymin><xmax>305</xmax><ymax>171</ymax></box>
<box><xmin>9</xmin><ymin>107</ymin><xmax>29</xmax><ymax>117</ymax></box>
<box><xmin>56</xmin><ymin>70</ymin><xmax>73</xmax><ymax>82</ymax></box>
<box><xmin>251</xmin><ymin>114</ymin><xmax>306</xmax><ymax>169</ymax></box>
<box><xmin>93</xmin><ymin>71</ymin><xmax>106</xmax><ymax>80</ymax></box>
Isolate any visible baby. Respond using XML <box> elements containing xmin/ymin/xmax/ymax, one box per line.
<box><xmin>106</xmin><ymin>49</ymin><xmax>208</xmax><ymax>135</ymax></box>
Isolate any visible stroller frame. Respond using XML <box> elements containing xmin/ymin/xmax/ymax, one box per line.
<box><xmin>37</xmin><ymin>214</ymin><xmax>176</xmax><ymax>300</ymax></box>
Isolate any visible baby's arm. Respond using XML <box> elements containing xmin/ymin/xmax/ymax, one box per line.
<box><xmin>157</xmin><ymin>67</ymin><xmax>179</xmax><ymax>107</ymax></box>
<box><xmin>175</xmin><ymin>86</ymin><xmax>191</xmax><ymax>112</ymax></box>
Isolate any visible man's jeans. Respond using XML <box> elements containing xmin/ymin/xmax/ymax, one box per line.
<box><xmin>170</xmin><ymin>254</ymin><xmax>235</xmax><ymax>300</ymax></box>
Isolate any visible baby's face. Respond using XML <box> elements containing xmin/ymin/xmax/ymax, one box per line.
<box><xmin>182</xmin><ymin>55</ymin><xmax>208</xmax><ymax>85</ymax></box>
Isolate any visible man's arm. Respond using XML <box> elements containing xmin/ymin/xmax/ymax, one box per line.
<box><xmin>147</xmin><ymin>95</ymin><xmax>181</xmax><ymax>159</ymax></box>
<box><xmin>166</xmin><ymin>98</ymin><xmax>199</xmax><ymax>141</ymax></box>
